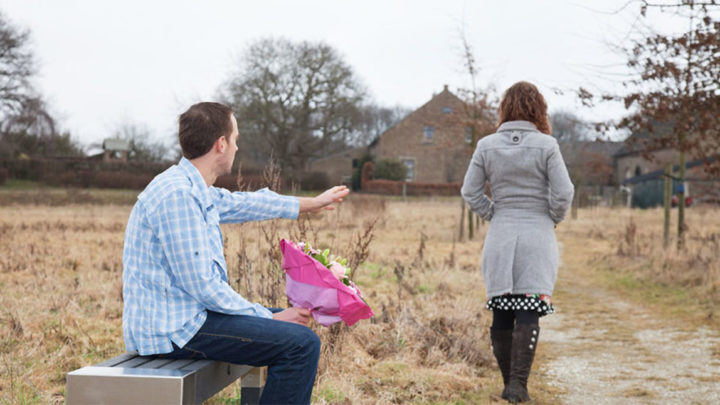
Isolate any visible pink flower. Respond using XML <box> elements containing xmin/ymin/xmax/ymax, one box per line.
<box><xmin>328</xmin><ymin>261</ymin><xmax>347</xmax><ymax>280</ymax></box>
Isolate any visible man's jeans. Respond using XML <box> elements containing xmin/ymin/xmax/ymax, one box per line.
<box><xmin>163</xmin><ymin>309</ymin><xmax>320</xmax><ymax>405</ymax></box>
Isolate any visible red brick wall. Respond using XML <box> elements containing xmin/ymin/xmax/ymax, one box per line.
<box><xmin>363</xmin><ymin>178</ymin><xmax>461</xmax><ymax>196</ymax></box>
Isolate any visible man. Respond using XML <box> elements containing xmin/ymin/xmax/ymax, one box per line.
<box><xmin>122</xmin><ymin>102</ymin><xmax>349</xmax><ymax>404</ymax></box>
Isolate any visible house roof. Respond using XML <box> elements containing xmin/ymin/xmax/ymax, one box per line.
<box><xmin>103</xmin><ymin>138</ymin><xmax>131</xmax><ymax>152</ymax></box>
<box><xmin>622</xmin><ymin>156</ymin><xmax>717</xmax><ymax>185</ymax></box>
<box><xmin>375</xmin><ymin>85</ymin><xmax>468</xmax><ymax>138</ymax></box>
<box><xmin>367</xmin><ymin>85</ymin><xmax>468</xmax><ymax>150</ymax></box>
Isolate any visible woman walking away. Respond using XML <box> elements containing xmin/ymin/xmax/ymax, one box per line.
<box><xmin>461</xmin><ymin>81</ymin><xmax>574</xmax><ymax>403</ymax></box>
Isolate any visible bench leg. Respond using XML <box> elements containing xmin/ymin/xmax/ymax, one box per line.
<box><xmin>240</xmin><ymin>367</ymin><xmax>265</xmax><ymax>405</ymax></box>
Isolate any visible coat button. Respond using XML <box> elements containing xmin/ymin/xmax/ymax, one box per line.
<box><xmin>512</xmin><ymin>136</ymin><xmax>519</xmax><ymax>143</ymax></box>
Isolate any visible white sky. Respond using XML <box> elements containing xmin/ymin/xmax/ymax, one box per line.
<box><xmin>0</xmin><ymin>0</ymin><xmax>686</xmax><ymax>149</ymax></box>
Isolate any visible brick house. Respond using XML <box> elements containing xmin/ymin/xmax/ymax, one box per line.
<box><xmin>370</xmin><ymin>85</ymin><xmax>475</xmax><ymax>183</ymax></box>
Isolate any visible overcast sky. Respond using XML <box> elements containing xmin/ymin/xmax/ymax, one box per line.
<box><xmin>0</xmin><ymin>0</ymin><xmax>685</xmax><ymax>149</ymax></box>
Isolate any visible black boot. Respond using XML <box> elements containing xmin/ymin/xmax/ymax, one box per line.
<box><xmin>490</xmin><ymin>328</ymin><xmax>513</xmax><ymax>399</ymax></box>
<box><xmin>506</xmin><ymin>324</ymin><xmax>539</xmax><ymax>403</ymax></box>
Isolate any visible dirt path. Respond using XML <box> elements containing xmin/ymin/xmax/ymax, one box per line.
<box><xmin>539</xmin><ymin>240</ymin><xmax>720</xmax><ymax>404</ymax></box>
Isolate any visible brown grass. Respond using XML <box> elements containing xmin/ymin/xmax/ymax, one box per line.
<box><xmin>560</xmin><ymin>205</ymin><xmax>720</xmax><ymax>316</ymax></box>
<box><xmin>0</xmin><ymin>193</ymin><xmax>718</xmax><ymax>404</ymax></box>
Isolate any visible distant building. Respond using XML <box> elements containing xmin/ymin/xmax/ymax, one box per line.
<box><xmin>613</xmin><ymin>124</ymin><xmax>719</xmax><ymax>206</ymax></box>
<box><xmin>614</xmin><ymin>144</ymin><xmax>680</xmax><ymax>186</ymax></box>
<box><xmin>307</xmin><ymin>147</ymin><xmax>367</xmax><ymax>186</ymax></box>
<box><xmin>308</xmin><ymin>85</ymin><xmax>485</xmax><ymax>188</ymax></box>
<box><xmin>621</xmin><ymin>157</ymin><xmax>719</xmax><ymax>207</ymax></box>
<box><xmin>102</xmin><ymin>138</ymin><xmax>131</xmax><ymax>163</ymax></box>
<box><xmin>371</xmin><ymin>85</ymin><xmax>477</xmax><ymax>183</ymax></box>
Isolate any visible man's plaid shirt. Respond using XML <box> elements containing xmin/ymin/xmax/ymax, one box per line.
<box><xmin>122</xmin><ymin>158</ymin><xmax>299</xmax><ymax>355</ymax></box>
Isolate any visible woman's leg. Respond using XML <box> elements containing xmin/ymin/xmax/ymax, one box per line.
<box><xmin>492</xmin><ymin>309</ymin><xmax>515</xmax><ymax>330</ymax></box>
<box><xmin>514</xmin><ymin>310</ymin><xmax>539</xmax><ymax>326</ymax></box>
<box><xmin>506</xmin><ymin>310</ymin><xmax>540</xmax><ymax>403</ymax></box>
<box><xmin>490</xmin><ymin>310</ymin><xmax>515</xmax><ymax>398</ymax></box>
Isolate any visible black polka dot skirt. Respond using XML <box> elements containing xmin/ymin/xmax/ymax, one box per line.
<box><xmin>486</xmin><ymin>293</ymin><xmax>555</xmax><ymax>316</ymax></box>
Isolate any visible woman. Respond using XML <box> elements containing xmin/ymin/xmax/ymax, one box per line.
<box><xmin>461</xmin><ymin>81</ymin><xmax>574</xmax><ymax>403</ymax></box>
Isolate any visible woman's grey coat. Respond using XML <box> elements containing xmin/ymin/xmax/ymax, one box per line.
<box><xmin>461</xmin><ymin>120</ymin><xmax>574</xmax><ymax>298</ymax></box>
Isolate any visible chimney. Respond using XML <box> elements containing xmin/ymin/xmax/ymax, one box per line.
<box><xmin>443</xmin><ymin>84</ymin><xmax>448</xmax><ymax>92</ymax></box>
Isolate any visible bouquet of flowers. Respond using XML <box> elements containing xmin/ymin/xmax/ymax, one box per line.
<box><xmin>280</xmin><ymin>239</ymin><xmax>373</xmax><ymax>327</ymax></box>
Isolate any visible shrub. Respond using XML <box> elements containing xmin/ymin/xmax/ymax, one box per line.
<box><xmin>372</xmin><ymin>159</ymin><xmax>407</xmax><ymax>182</ymax></box>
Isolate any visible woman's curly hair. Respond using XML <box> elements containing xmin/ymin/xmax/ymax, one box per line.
<box><xmin>498</xmin><ymin>81</ymin><xmax>551</xmax><ymax>135</ymax></box>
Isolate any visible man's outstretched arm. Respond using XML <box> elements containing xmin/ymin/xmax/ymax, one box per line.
<box><xmin>212</xmin><ymin>185</ymin><xmax>349</xmax><ymax>224</ymax></box>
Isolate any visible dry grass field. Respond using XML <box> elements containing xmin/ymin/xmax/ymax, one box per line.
<box><xmin>1</xmin><ymin>188</ymin><xmax>719</xmax><ymax>404</ymax></box>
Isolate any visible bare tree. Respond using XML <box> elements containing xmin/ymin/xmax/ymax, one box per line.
<box><xmin>455</xmin><ymin>31</ymin><xmax>499</xmax><ymax>144</ymax></box>
<box><xmin>1</xmin><ymin>96</ymin><xmax>55</xmax><ymax>136</ymax></box>
<box><xmin>581</xmin><ymin>1</ymin><xmax>719</xmax><ymax>169</ymax></box>
<box><xmin>222</xmin><ymin>38</ymin><xmax>367</xmax><ymax>171</ymax></box>
<box><xmin>454</xmin><ymin>26</ymin><xmax>500</xmax><ymax>240</ymax></box>
<box><xmin>0</xmin><ymin>11</ymin><xmax>34</xmax><ymax>117</ymax></box>
<box><xmin>0</xmin><ymin>12</ymin><xmax>81</xmax><ymax>158</ymax></box>
<box><xmin>551</xmin><ymin>111</ymin><xmax>593</xmax><ymax>144</ymax></box>
<box><xmin>579</xmin><ymin>0</ymin><xmax>720</xmax><ymax>247</ymax></box>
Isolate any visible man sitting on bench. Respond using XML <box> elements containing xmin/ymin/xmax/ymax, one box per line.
<box><xmin>122</xmin><ymin>102</ymin><xmax>349</xmax><ymax>405</ymax></box>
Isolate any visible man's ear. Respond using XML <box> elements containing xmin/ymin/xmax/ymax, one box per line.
<box><xmin>215</xmin><ymin>136</ymin><xmax>226</xmax><ymax>153</ymax></box>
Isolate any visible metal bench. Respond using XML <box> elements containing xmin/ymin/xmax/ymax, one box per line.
<box><xmin>66</xmin><ymin>352</ymin><xmax>265</xmax><ymax>405</ymax></box>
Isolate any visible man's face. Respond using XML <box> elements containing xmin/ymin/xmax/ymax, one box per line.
<box><xmin>221</xmin><ymin>114</ymin><xmax>239</xmax><ymax>175</ymax></box>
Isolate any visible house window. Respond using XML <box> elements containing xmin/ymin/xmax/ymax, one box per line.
<box><xmin>402</xmin><ymin>159</ymin><xmax>415</xmax><ymax>182</ymax></box>
<box><xmin>635</xmin><ymin>166</ymin><xmax>642</xmax><ymax>176</ymax></box>
<box><xmin>352</xmin><ymin>159</ymin><xmax>358</xmax><ymax>168</ymax></box>
<box><xmin>465</xmin><ymin>126</ymin><xmax>473</xmax><ymax>144</ymax></box>
<box><xmin>442</xmin><ymin>107</ymin><xmax>452</xmax><ymax>114</ymax></box>
<box><xmin>423</xmin><ymin>125</ymin><xmax>435</xmax><ymax>142</ymax></box>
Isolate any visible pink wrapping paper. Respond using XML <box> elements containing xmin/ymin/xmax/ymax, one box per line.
<box><xmin>280</xmin><ymin>239</ymin><xmax>374</xmax><ymax>327</ymax></box>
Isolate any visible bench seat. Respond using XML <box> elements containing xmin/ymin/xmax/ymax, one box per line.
<box><xmin>66</xmin><ymin>352</ymin><xmax>264</xmax><ymax>405</ymax></box>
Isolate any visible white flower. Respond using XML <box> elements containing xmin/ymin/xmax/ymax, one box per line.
<box><xmin>329</xmin><ymin>261</ymin><xmax>348</xmax><ymax>281</ymax></box>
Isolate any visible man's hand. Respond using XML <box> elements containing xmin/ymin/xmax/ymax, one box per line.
<box><xmin>272</xmin><ymin>307</ymin><xmax>311</xmax><ymax>326</ymax></box>
<box><xmin>298</xmin><ymin>185</ymin><xmax>350</xmax><ymax>213</ymax></box>
<box><xmin>315</xmin><ymin>185</ymin><xmax>349</xmax><ymax>210</ymax></box>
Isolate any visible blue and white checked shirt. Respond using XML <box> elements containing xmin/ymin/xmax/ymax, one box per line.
<box><xmin>122</xmin><ymin>158</ymin><xmax>299</xmax><ymax>355</ymax></box>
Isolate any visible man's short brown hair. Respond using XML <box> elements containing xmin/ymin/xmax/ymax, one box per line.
<box><xmin>178</xmin><ymin>102</ymin><xmax>234</xmax><ymax>159</ymax></box>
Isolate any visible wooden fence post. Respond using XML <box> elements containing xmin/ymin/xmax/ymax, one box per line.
<box><xmin>468</xmin><ymin>204</ymin><xmax>474</xmax><ymax>240</ymax></box>
<box><xmin>663</xmin><ymin>164</ymin><xmax>672</xmax><ymax>248</ymax></box>
<box><xmin>677</xmin><ymin>151</ymin><xmax>686</xmax><ymax>250</ymax></box>
<box><xmin>459</xmin><ymin>199</ymin><xmax>465</xmax><ymax>241</ymax></box>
